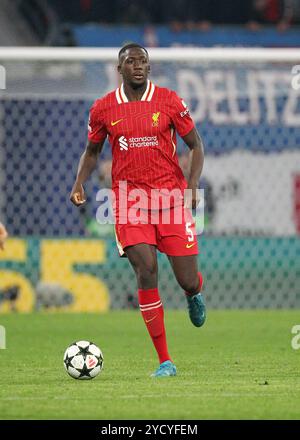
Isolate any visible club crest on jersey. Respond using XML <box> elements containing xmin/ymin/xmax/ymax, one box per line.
<box><xmin>152</xmin><ymin>112</ymin><xmax>160</xmax><ymax>127</ymax></box>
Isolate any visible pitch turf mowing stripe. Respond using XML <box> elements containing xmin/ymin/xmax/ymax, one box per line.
<box><xmin>0</xmin><ymin>310</ymin><xmax>299</xmax><ymax>419</ymax></box>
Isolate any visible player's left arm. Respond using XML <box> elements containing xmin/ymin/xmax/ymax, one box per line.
<box><xmin>182</xmin><ymin>128</ymin><xmax>204</xmax><ymax>209</ymax></box>
<box><xmin>170</xmin><ymin>91</ymin><xmax>204</xmax><ymax>209</ymax></box>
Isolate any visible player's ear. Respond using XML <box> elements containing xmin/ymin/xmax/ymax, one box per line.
<box><xmin>117</xmin><ymin>64</ymin><xmax>121</xmax><ymax>74</ymax></box>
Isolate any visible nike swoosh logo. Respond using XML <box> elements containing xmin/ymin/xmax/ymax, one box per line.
<box><xmin>145</xmin><ymin>315</ymin><xmax>157</xmax><ymax>323</ymax></box>
<box><xmin>186</xmin><ymin>243</ymin><xmax>196</xmax><ymax>249</ymax></box>
<box><xmin>111</xmin><ymin>119</ymin><xmax>123</xmax><ymax>126</ymax></box>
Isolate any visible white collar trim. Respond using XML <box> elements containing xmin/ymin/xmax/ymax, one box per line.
<box><xmin>115</xmin><ymin>80</ymin><xmax>155</xmax><ymax>104</ymax></box>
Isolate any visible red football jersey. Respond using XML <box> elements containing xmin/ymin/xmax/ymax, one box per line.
<box><xmin>87</xmin><ymin>80</ymin><xmax>195</xmax><ymax>209</ymax></box>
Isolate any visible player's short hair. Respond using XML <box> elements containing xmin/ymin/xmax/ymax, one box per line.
<box><xmin>118</xmin><ymin>43</ymin><xmax>149</xmax><ymax>61</ymax></box>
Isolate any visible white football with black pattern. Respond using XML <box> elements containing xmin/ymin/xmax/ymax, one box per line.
<box><xmin>63</xmin><ymin>340</ymin><xmax>104</xmax><ymax>380</ymax></box>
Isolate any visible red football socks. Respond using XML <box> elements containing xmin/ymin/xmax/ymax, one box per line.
<box><xmin>138</xmin><ymin>287</ymin><xmax>171</xmax><ymax>364</ymax></box>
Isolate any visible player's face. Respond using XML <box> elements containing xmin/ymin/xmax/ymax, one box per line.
<box><xmin>118</xmin><ymin>48</ymin><xmax>150</xmax><ymax>88</ymax></box>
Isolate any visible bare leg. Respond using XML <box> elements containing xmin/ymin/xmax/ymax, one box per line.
<box><xmin>168</xmin><ymin>254</ymin><xmax>206</xmax><ymax>327</ymax></box>
<box><xmin>167</xmin><ymin>255</ymin><xmax>201</xmax><ymax>295</ymax></box>
<box><xmin>125</xmin><ymin>243</ymin><xmax>158</xmax><ymax>289</ymax></box>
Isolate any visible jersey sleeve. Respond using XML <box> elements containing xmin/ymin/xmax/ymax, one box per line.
<box><xmin>87</xmin><ymin>100</ymin><xmax>108</xmax><ymax>143</ymax></box>
<box><xmin>170</xmin><ymin>91</ymin><xmax>195</xmax><ymax>138</ymax></box>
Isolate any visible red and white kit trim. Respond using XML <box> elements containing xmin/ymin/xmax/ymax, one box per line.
<box><xmin>115</xmin><ymin>80</ymin><xmax>155</xmax><ymax>104</ymax></box>
<box><xmin>139</xmin><ymin>299</ymin><xmax>162</xmax><ymax>312</ymax></box>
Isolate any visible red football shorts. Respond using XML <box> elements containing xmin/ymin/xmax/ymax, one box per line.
<box><xmin>114</xmin><ymin>205</ymin><xmax>198</xmax><ymax>257</ymax></box>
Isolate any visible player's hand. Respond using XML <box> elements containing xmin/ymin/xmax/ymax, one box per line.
<box><xmin>0</xmin><ymin>222</ymin><xmax>8</xmax><ymax>250</ymax></box>
<box><xmin>70</xmin><ymin>182</ymin><xmax>86</xmax><ymax>206</ymax></box>
<box><xmin>185</xmin><ymin>182</ymin><xmax>201</xmax><ymax>209</ymax></box>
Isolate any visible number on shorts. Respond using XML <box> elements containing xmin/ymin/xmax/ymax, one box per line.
<box><xmin>185</xmin><ymin>222</ymin><xmax>194</xmax><ymax>242</ymax></box>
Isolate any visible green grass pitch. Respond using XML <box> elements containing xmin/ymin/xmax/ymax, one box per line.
<box><xmin>0</xmin><ymin>310</ymin><xmax>299</xmax><ymax>419</ymax></box>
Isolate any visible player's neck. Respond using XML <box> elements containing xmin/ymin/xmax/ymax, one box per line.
<box><xmin>123</xmin><ymin>81</ymin><xmax>148</xmax><ymax>102</ymax></box>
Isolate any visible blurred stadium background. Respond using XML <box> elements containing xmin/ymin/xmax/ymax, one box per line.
<box><xmin>0</xmin><ymin>0</ymin><xmax>299</xmax><ymax>313</ymax></box>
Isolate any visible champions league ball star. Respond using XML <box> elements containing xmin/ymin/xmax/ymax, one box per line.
<box><xmin>63</xmin><ymin>340</ymin><xmax>104</xmax><ymax>379</ymax></box>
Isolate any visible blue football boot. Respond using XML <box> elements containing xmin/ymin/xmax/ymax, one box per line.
<box><xmin>186</xmin><ymin>293</ymin><xmax>206</xmax><ymax>327</ymax></box>
<box><xmin>151</xmin><ymin>360</ymin><xmax>177</xmax><ymax>378</ymax></box>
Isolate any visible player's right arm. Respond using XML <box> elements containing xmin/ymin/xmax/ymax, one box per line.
<box><xmin>70</xmin><ymin>139</ymin><xmax>105</xmax><ymax>206</ymax></box>
<box><xmin>70</xmin><ymin>99</ymin><xmax>107</xmax><ymax>207</ymax></box>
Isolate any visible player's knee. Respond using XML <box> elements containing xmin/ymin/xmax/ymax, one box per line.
<box><xmin>137</xmin><ymin>261</ymin><xmax>157</xmax><ymax>288</ymax></box>
<box><xmin>179</xmin><ymin>276</ymin><xmax>200</xmax><ymax>295</ymax></box>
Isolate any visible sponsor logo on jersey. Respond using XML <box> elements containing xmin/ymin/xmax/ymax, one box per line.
<box><xmin>118</xmin><ymin>136</ymin><xmax>128</xmax><ymax>151</ymax></box>
<box><xmin>129</xmin><ymin>136</ymin><xmax>159</xmax><ymax>148</ymax></box>
<box><xmin>118</xmin><ymin>135</ymin><xmax>159</xmax><ymax>150</ymax></box>
<box><xmin>152</xmin><ymin>112</ymin><xmax>160</xmax><ymax>127</ymax></box>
